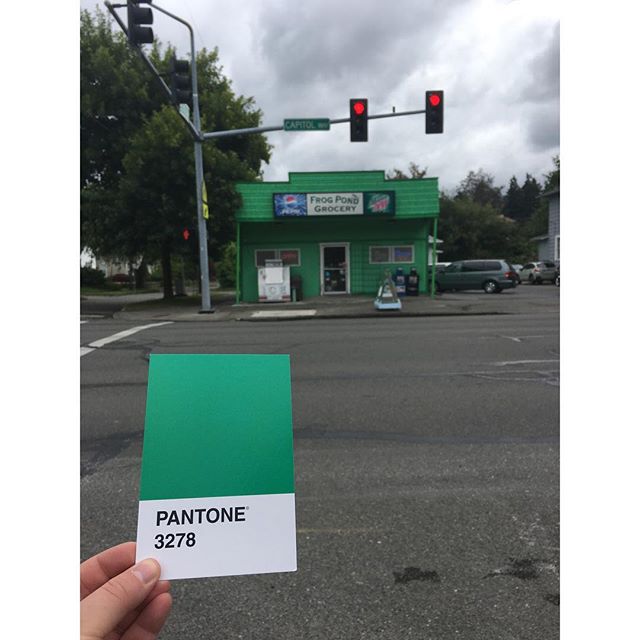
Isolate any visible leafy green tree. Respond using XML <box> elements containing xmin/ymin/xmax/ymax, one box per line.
<box><xmin>454</xmin><ymin>169</ymin><xmax>504</xmax><ymax>212</ymax></box>
<box><xmin>521</xmin><ymin>156</ymin><xmax>560</xmax><ymax>242</ymax></box>
<box><xmin>438</xmin><ymin>195</ymin><xmax>530</xmax><ymax>263</ymax></box>
<box><xmin>80</xmin><ymin>8</ymin><xmax>271</xmax><ymax>297</ymax></box>
<box><xmin>504</xmin><ymin>174</ymin><xmax>542</xmax><ymax>222</ymax></box>
<box><xmin>520</xmin><ymin>174</ymin><xmax>542</xmax><ymax>219</ymax></box>
<box><xmin>542</xmin><ymin>155</ymin><xmax>560</xmax><ymax>192</ymax></box>
<box><xmin>503</xmin><ymin>176</ymin><xmax>524</xmax><ymax>221</ymax></box>
<box><xmin>386</xmin><ymin>162</ymin><xmax>429</xmax><ymax>180</ymax></box>
<box><xmin>217</xmin><ymin>242</ymin><xmax>237</xmax><ymax>288</ymax></box>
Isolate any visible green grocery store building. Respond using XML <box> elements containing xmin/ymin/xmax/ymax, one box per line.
<box><xmin>234</xmin><ymin>170</ymin><xmax>440</xmax><ymax>302</ymax></box>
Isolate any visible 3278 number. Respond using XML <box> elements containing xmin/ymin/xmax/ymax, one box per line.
<box><xmin>154</xmin><ymin>532</ymin><xmax>196</xmax><ymax>549</ymax></box>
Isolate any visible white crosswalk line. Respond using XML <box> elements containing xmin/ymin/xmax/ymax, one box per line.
<box><xmin>81</xmin><ymin>322</ymin><xmax>173</xmax><ymax>357</ymax></box>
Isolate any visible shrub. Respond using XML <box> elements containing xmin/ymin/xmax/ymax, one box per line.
<box><xmin>80</xmin><ymin>266</ymin><xmax>106</xmax><ymax>287</ymax></box>
<box><xmin>217</xmin><ymin>242</ymin><xmax>236</xmax><ymax>288</ymax></box>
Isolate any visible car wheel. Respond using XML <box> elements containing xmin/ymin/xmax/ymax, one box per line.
<box><xmin>483</xmin><ymin>280</ymin><xmax>499</xmax><ymax>294</ymax></box>
<box><xmin>528</xmin><ymin>274</ymin><xmax>534</xmax><ymax>284</ymax></box>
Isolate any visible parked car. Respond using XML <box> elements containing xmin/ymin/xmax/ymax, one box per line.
<box><xmin>425</xmin><ymin>262</ymin><xmax>451</xmax><ymax>280</ymax></box>
<box><xmin>520</xmin><ymin>261</ymin><xmax>557</xmax><ymax>284</ymax></box>
<box><xmin>435</xmin><ymin>259</ymin><xmax>518</xmax><ymax>294</ymax></box>
<box><xmin>511</xmin><ymin>264</ymin><xmax>523</xmax><ymax>284</ymax></box>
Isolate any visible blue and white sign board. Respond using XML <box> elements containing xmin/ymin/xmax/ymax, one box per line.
<box><xmin>274</xmin><ymin>192</ymin><xmax>395</xmax><ymax>218</ymax></box>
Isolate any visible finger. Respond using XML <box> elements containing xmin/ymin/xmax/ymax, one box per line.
<box><xmin>121</xmin><ymin>592</ymin><xmax>173</xmax><ymax>640</ymax></box>
<box><xmin>112</xmin><ymin>580</ymin><xmax>172</xmax><ymax>637</ymax></box>
<box><xmin>80</xmin><ymin>542</ymin><xmax>136</xmax><ymax>599</ymax></box>
<box><xmin>80</xmin><ymin>558</ymin><xmax>161</xmax><ymax>639</ymax></box>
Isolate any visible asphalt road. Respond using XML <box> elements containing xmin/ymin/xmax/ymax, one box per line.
<box><xmin>81</xmin><ymin>287</ymin><xmax>559</xmax><ymax>639</ymax></box>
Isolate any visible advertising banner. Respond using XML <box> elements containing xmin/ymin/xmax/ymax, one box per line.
<box><xmin>274</xmin><ymin>191</ymin><xmax>395</xmax><ymax>218</ymax></box>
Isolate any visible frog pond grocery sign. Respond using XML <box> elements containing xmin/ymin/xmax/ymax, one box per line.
<box><xmin>273</xmin><ymin>192</ymin><xmax>395</xmax><ymax>217</ymax></box>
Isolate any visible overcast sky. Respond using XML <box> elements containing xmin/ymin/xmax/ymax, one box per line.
<box><xmin>81</xmin><ymin>0</ymin><xmax>559</xmax><ymax>193</ymax></box>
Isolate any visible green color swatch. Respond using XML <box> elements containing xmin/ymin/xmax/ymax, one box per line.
<box><xmin>139</xmin><ymin>354</ymin><xmax>295</xmax><ymax>501</ymax></box>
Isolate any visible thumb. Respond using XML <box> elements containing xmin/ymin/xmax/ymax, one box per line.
<box><xmin>80</xmin><ymin>558</ymin><xmax>161</xmax><ymax>639</ymax></box>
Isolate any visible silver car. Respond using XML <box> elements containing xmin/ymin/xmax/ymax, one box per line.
<box><xmin>520</xmin><ymin>261</ymin><xmax>557</xmax><ymax>284</ymax></box>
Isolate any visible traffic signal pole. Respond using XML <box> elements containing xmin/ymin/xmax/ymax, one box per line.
<box><xmin>141</xmin><ymin>3</ymin><xmax>213</xmax><ymax>312</ymax></box>
<box><xmin>105</xmin><ymin>1</ymin><xmax>213</xmax><ymax>312</ymax></box>
<box><xmin>201</xmin><ymin>108</ymin><xmax>429</xmax><ymax>140</ymax></box>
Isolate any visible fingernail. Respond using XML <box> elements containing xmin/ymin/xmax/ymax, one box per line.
<box><xmin>132</xmin><ymin>559</ymin><xmax>160</xmax><ymax>585</ymax></box>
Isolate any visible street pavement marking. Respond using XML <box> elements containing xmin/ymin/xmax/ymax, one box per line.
<box><xmin>493</xmin><ymin>359</ymin><xmax>559</xmax><ymax>366</ymax></box>
<box><xmin>81</xmin><ymin>321</ymin><xmax>173</xmax><ymax>357</ymax></box>
<box><xmin>250</xmin><ymin>310</ymin><xmax>317</xmax><ymax>319</ymax></box>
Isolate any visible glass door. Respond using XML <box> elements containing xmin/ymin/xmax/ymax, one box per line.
<box><xmin>321</xmin><ymin>244</ymin><xmax>349</xmax><ymax>294</ymax></box>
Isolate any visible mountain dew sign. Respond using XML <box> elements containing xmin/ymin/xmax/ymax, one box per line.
<box><xmin>274</xmin><ymin>191</ymin><xmax>395</xmax><ymax>217</ymax></box>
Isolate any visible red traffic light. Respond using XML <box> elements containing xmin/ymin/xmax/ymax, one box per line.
<box><xmin>425</xmin><ymin>90</ymin><xmax>444</xmax><ymax>134</ymax></box>
<box><xmin>182</xmin><ymin>229</ymin><xmax>190</xmax><ymax>240</ymax></box>
<box><xmin>353</xmin><ymin>101</ymin><xmax>366</xmax><ymax>115</ymax></box>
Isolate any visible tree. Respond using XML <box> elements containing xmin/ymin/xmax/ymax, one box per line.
<box><xmin>438</xmin><ymin>195</ymin><xmax>531</xmax><ymax>263</ymax></box>
<box><xmin>542</xmin><ymin>155</ymin><xmax>560</xmax><ymax>192</ymax></box>
<box><xmin>386</xmin><ymin>163</ymin><xmax>428</xmax><ymax>180</ymax></box>
<box><xmin>520</xmin><ymin>174</ymin><xmax>542</xmax><ymax>219</ymax></box>
<box><xmin>521</xmin><ymin>156</ymin><xmax>560</xmax><ymax>241</ymax></box>
<box><xmin>503</xmin><ymin>176</ymin><xmax>524</xmax><ymax>221</ymax></box>
<box><xmin>454</xmin><ymin>169</ymin><xmax>504</xmax><ymax>212</ymax></box>
<box><xmin>80</xmin><ymin>8</ymin><xmax>271</xmax><ymax>297</ymax></box>
<box><xmin>504</xmin><ymin>174</ymin><xmax>542</xmax><ymax>222</ymax></box>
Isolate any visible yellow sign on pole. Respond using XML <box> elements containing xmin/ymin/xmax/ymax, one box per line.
<box><xmin>202</xmin><ymin>181</ymin><xmax>209</xmax><ymax>220</ymax></box>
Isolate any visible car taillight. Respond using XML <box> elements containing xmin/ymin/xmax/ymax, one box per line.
<box><xmin>505</xmin><ymin>271</ymin><xmax>514</xmax><ymax>278</ymax></box>
<box><xmin>533</xmin><ymin>267</ymin><xmax>539</xmax><ymax>272</ymax></box>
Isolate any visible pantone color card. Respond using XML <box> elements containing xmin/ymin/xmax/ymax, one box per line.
<box><xmin>136</xmin><ymin>354</ymin><xmax>297</xmax><ymax>580</ymax></box>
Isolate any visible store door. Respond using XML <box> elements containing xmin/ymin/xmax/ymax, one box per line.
<box><xmin>321</xmin><ymin>244</ymin><xmax>350</xmax><ymax>294</ymax></box>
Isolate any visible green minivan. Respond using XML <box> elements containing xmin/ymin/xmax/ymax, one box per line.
<box><xmin>435</xmin><ymin>259</ymin><xmax>518</xmax><ymax>293</ymax></box>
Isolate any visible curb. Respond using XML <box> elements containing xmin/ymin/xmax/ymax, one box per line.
<box><xmin>110</xmin><ymin>308</ymin><xmax>511</xmax><ymax>323</ymax></box>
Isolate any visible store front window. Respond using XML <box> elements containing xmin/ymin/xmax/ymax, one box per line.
<box><xmin>255</xmin><ymin>249</ymin><xmax>300</xmax><ymax>267</ymax></box>
<box><xmin>369</xmin><ymin>245</ymin><xmax>414</xmax><ymax>263</ymax></box>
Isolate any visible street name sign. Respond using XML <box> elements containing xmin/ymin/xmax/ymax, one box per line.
<box><xmin>136</xmin><ymin>354</ymin><xmax>297</xmax><ymax>580</ymax></box>
<box><xmin>283</xmin><ymin>118</ymin><xmax>330</xmax><ymax>131</ymax></box>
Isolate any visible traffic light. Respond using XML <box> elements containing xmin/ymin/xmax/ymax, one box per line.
<box><xmin>349</xmin><ymin>98</ymin><xmax>368</xmax><ymax>142</ymax></box>
<box><xmin>180</xmin><ymin>227</ymin><xmax>198</xmax><ymax>254</ymax></box>
<box><xmin>127</xmin><ymin>0</ymin><xmax>154</xmax><ymax>46</ymax></box>
<box><xmin>425</xmin><ymin>90</ymin><xmax>444</xmax><ymax>134</ymax></box>
<box><xmin>169</xmin><ymin>56</ymin><xmax>192</xmax><ymax>107</ymax></box>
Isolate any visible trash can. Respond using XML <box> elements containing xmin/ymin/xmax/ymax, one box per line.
<box><xmin>291</xmin><ymin>275</ymin><xmax>303</xmax><ymax>302</ymax></box>
<box><xmin>393</xmin><ymin>267</ymin><xmax>406</xmax><ymax>297</ymax></box>
<box><xmin>406</xmin><ymin>268</ymin><xmax>419</xmax><ymax>296</ymax></box>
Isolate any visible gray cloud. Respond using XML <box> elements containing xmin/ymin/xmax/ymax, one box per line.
<box><xmin>520</xmin><ymin>22</ymin><xmax>560</xmax><ymax>103</ymax></box>
<box><xmin>528</xmin><ymin>103</ymin><xmax>560</xmax><ymax>150</ymax></box>
<box><xmin>80</xmin><ymin>0</ymin><xmax>560</xmax><ymax>191</ymax></box>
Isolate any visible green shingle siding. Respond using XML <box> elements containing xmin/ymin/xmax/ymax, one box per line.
<box><xmin>236</xmin><ymin>171</ymin><xmax>439</xmax><ymax>221</ymax></box>
<box><xmin>234</xmin><ymin>171</ymin><xmax>439</xmax><ymax>301</ymax></box>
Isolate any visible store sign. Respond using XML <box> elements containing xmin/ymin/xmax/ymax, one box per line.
<box><xmin>273</xmin><ymin>191</ymin><xmax>395</xmax><ymax>217</ymax></box>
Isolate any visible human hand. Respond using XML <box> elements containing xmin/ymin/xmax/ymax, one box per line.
<box><xmin>80</xmin><ymin>542</ymin><xmax>172</xmax><ymax>640</ymax></box>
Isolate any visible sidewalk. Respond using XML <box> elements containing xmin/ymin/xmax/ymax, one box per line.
<box><xmin>106</xmin><ymin>287</ymin><xmax>559</xmax><ymax>322</ymax></box>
